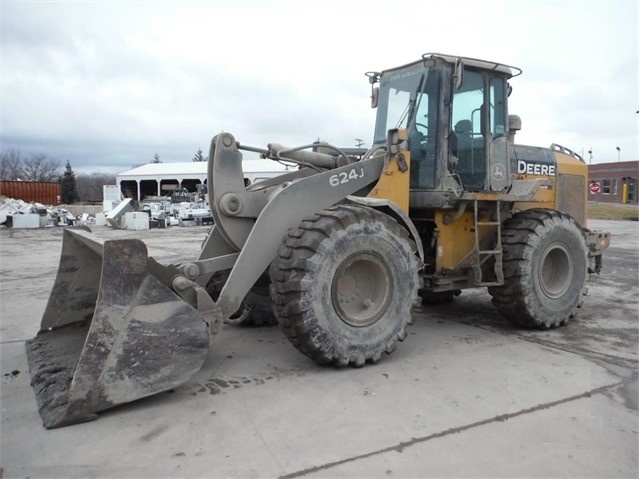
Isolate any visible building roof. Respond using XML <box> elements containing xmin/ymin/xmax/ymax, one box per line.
<box><xmin>117</xmin><ymin>160</ymin><xmax>291</xmax><ymax>180</ymax></box>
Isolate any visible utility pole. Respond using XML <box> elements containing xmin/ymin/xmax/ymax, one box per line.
<box><xmin>354</xmin><ymin>138</ymin><xmax>364</xmax><ymax>148</ymax></box>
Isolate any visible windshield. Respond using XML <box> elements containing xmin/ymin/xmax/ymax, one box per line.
<box><xmin>373</xmin><ymin>65</ymin><xmax>430</xmax><ymax>144</ymax></box>
<box><xmin>374</xmin><ymin>64</ymin><xmax>441</xmax><ymax>189</ymax></box>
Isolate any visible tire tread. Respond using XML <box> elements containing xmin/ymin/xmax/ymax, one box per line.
<box><xmin>269</xmin><ymin>205</ymin><xmax>419</xmax><ymax>367</ymax></box>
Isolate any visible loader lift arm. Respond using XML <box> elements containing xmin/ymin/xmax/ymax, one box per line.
<box><xmin>26</xmin><ymin>131</ymin><xmax>402</xmax><ymax>428</ymax></box>
<box><xmin>179</xmin><ymin>132</ymin><xmax>388</xmax><ymax>322</ymax></box>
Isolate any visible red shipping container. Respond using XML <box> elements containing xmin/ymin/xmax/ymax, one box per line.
<box><xmin>0</xmin><ymin>180</ymin><xmax>61</xmax><ymax>205</ymax></box>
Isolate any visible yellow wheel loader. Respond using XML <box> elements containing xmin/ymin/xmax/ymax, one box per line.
<box><xmin>26</xmin><ymin>53</ymin><xmax>610</xmax><ymax>428</ymax></box>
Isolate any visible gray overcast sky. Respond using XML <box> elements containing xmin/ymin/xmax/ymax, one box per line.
<box><xmin>1</xmin><ymin>0</ymin><xmax>638</xmax><ymax>174</ymax></box>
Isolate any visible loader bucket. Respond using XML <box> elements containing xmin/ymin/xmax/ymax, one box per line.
<box><xmin>25</xmin><ymin>228</ymin><xmax>210</xmax><ymax>429</ymax></box>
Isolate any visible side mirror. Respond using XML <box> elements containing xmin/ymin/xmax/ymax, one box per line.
<box><xmin>371</xmin><ymin>86</ymin><xmax>379</xmax><ymax>108</ymax></box>
<box><xmin>366</xmin><ymin>71</ymin><xmax>380</xmax><ymax>108</ymax></box>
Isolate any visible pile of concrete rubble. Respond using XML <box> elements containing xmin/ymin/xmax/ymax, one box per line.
<box><xmin>0</xmin><ymin>196</ymin><xmax>81</xmax><ymax>228</ymax></box>
<box><xmin>0</xmin><ymin>196</ymin><xmax>212</xmax><ymax>230</ymax></box>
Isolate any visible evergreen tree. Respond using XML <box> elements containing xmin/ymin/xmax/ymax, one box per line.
<box><xmin>60</xmin><ymin>161</ymin><xmax>80</xmax><ymax>204</ymax></box>
<box><xmin>192</xmin><ymin>148</ymin><xmax>208</xmax><ymax>162</ymax></box>
<box><xmin>151</xmin><ymin>153</ymin><xmax>162</xmax><ymax>163</ymax></box>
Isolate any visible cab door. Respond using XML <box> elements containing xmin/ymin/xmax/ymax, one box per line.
<box><xmin>451</xmin><ymin>68</ymin><xmax>509</xmax><ymax>191</ymax></box>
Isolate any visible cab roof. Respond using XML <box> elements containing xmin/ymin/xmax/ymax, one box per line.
<box><xmin>379</xmin><ymin>53</ymin><xmax>522</xmax><ymax>79</ymax></box>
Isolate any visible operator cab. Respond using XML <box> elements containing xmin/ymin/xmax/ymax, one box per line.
<box><xmin>369</xmin><ymin>53</ymin><xmax>521</xmax><ymax>207</ymax></box>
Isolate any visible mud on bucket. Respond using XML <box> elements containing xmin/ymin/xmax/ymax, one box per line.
<box><xmin>25</xmin><ymin>227</ymin><xmax>210</xmax><ymax>429</ymax></box>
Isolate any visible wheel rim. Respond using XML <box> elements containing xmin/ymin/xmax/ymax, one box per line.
<box><xmin>539</xmin><ymin>242</ymin><xmax>573</xmax><ymax>299</ymax></box>
<box><xmin>332</xmin><ymin>252</ymin><xmax>393</xmax><ymax>327</ymax></box>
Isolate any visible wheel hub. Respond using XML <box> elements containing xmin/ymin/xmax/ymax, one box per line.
<box><xmin>539</xmin><ymin>242</ymin><xmax>573</xmax><ymax>299</ymax></box>
<box><xmin>332</xmin><ymin>252</ymin><xmax>393</xmax><ymax>327</ymax></box>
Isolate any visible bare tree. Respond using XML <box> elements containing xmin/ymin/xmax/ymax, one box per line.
<box><xmin>1</xmin><ymin>149</ymin><xmax>25</xmax><ymax>180</ymax></box>
<box><xmin>77</xmin><ymin>172</ymin><xmax>117</xmax><ymax>202</ymax></box>
<box><xmin>22</xmin><ymin>153</ymin><xmax>61</xmax><ymax>181</ymax></box>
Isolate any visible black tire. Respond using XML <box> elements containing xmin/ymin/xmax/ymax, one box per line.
<box><xmin>419</xmin><ymin>289</ymin><xmax>461</xmax><ymax>305</ymax></box>
<box><xmin>243</xmin><ymin>274</ymin><xmax>278</xmax><ymax>326</ymax></box>
<box><xmin>488</xmin><ymin>209</ymin><xmax>588</xmax><ymax>329</ymax></box>
<box><xmin>269</xmin><ymin>205</ymin><xmax>420</xmax><ymax>367</ymax></box>
<box><xmin>206</xmin><ymin>271</ymin><xmax>277</xmax><ymax>326</ymax></box>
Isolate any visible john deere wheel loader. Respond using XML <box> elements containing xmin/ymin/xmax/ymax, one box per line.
<box><xmin>26</xmin><ymin>53</ymin><xmax>610</xmax><ymax>428</ymax></box>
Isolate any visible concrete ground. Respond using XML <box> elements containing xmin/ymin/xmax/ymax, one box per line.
<box><xmin>1</xmin><ymin>219</ymin><xmax>637</xmax><ymax>478</ymax></box>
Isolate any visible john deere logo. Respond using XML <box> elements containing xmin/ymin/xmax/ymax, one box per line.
<box><xmin>517</xmin><ymin>160</ymin><xmax>555</xmax><ymax>176</ymax></box>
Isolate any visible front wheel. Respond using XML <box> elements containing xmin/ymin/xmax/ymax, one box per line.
<box><xmin>269</xmin><ymin>205</ymin><xmax>420</xmax><ymax>367</ymax></box>
<box><xmin>488</xmin><ymin>209</ymin><xmax>588</xmax><ymax>329</ymax></box>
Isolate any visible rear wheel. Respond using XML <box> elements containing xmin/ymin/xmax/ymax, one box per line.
<box><xmin>206</xmin><ymin>271</ymin><xmax>276</xmax><ymax>326</ymax></box>
<box><xmin>488</xmin><ymin>209</ymin><xmax>587</xmax><ymax>329</ymax></box>
<box><xmin>243</xmin><ymin>274</ymin><xmax>278</xmax><ymax>326</ymax></box>
<box><xmin>269</xmin><ymin>205</ymin><xmax>420</xmax><ymax>367</ymax></box>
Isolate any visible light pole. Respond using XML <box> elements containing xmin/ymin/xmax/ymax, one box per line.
<box><xmin>616</xmin><ymin>146</ymin><xmax>621</xmax><ymax>162</ymax></box>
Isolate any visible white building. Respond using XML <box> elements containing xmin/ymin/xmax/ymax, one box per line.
<box><xmin>116</xmin><ymin>160</ymin><xmax>292</xmax><ymax>201</ymax></box>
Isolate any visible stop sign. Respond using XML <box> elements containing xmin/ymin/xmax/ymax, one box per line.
<box><xmin>590</xmin><ymin>182</ymin><xmax>601</xmax><ymax>194</ymax></box>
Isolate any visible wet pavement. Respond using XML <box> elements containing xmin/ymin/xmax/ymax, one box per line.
<box><xmin>1</xmin><ymin>219</ymin><xmax>637</xmax><ymax>478</ymax></box>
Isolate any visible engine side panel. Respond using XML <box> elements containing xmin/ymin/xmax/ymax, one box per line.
<box><xmin>510</xmin><ymin>144</ymin><xmax>557</xmax><ymax>212</ymax></box>
<box><xmin>508</xmin><ymin>144</ymin><xmax>588</xmax><ymax>226</ymax></box>
<box><xmin>554</xmin><ymin>152</ymin><xmax>588</xmax><ymax>227</ymax></box>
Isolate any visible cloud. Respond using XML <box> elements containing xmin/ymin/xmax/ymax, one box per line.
<box><xmin>1</xmin><ymin>0</ymin><xmax>637</xmax><ymax>173</ymax></box>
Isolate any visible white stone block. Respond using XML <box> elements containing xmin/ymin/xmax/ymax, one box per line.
<box><xmin>123</xmin><ymin>212</ymin><xmax>149</xmax><ymax>230</ymax></box>
<box><xmin>95</xmin><ymin>213</ymin><xmax>107</xmax><ymax>226</ymax></box>
<box><xmin>106</xmin><ymin>198</ymin><xmax>133</xmax><ymax>229</ymax></box>
<box><xmin>11</xmin><ymin>214</ymin><xmax>41</xmax><ymax>228</ymax></box>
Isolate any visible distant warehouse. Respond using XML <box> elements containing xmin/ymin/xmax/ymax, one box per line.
<box><xmin>116</xmin><ymin>160</ymin><xmax>292</xmax><ymax>201</ymax></box>
<box><xmin>588</xmin><ymin>160</ymin><xmax>638</xmax><ymax>205</ymax></box>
